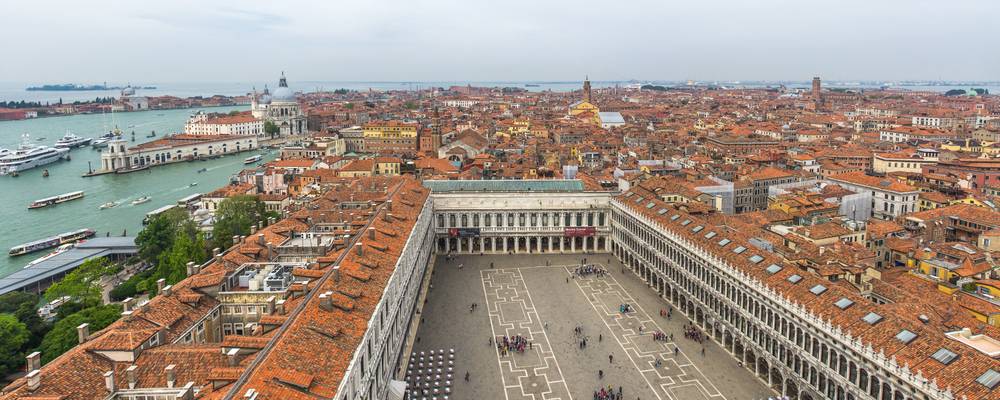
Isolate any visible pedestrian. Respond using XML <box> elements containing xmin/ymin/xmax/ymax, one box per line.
<box><xmin>465</xmin><ymin>371</ymin><xmax>470</xmax><ymax>382</ymax></box>
<box><xmin>599</xmin><ymin>334</ymin><xmax>602</xmax><ymax>342</ymax></box>
<box><xmin>459</xmin><ymin>263</ymin><xmax>464</xmax><ymax>269</ymax></box>
<box><xmin>609</xmin><ymin>354</ymin><xmax>613</xmax><ymax>363</ymax></box>
<box><xmin>598</xmin><ymin>370</ymin><xmax>603</xmax><ymax>379</ymax></box>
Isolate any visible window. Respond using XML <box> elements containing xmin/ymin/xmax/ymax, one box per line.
<box><xmin>766</xmin><ymin>264</ymin><xmax>782</xmax><ymax>274</ymax></box>
<box><xmin>681</xmin><ymin>219</ymin><xmax>692</xmax><ymax>226</ymax></box>
<box><xmin>692</xmin><ymin>225</ymin><xmax>704</xmax><ymax>233</ymax></box>
<box><xmin>834</xmin><ymin>298</ymin><xmax>854</xmax><ymax>309</ymax></box>
<box><xmin>657</xmin><ymin>208</ymin><xmax>668</xmax><ymax>215</ymax></box>
<box><xmin>809</xmin><ymin>284</ymin><xmax>827</xmax><ymax>295</ymax></box>
<box><xmin>976</xmin><ymin>369</ymin><xmax>1000</xmax><ymax>390</ymax></box>
<box><xmin>718</xmin><ymin>238</ymin><xmax>731</xmax><ymax>246</ymax></box>
<box><xmin>670</xmin><ymin>214</ymin><xmax>680</xmax><ymax>221</ymax></box>
<box><xmin>705</xmin><ymin>232</ymin><xmax>717</xmax><ymax>239</ymax></box>
<box><xmin>931</xmin><ymin>348</ymin><xmax>958</xmax><ymax>365</ymax></box>
<box><xmin>733</xmin><ymin>246</ymin><xmax>747</xmax><ymax>254</ymax></box>
<box><xmin>234</xmin><ymin>323</ymin><xmax>244</xmax><ymax>335</ymax></box>
<box><xmin>223</xmin><ymin>323</ymin><xmax>233</xmax><ymax>336</ymax></box>
<box><xmin>895</xmin><ymin>330</ymin><xmax>916</xmax><ymax>344</ymax></box>
<box><xmin>749</xmin><ymin>254</ymin><xmax>764</xmax><ymax>263</ymax></box>
<box><xmin>862</xmin><ymin>312</ymin><xmax>883</xmax><ymax>325</ymax></box>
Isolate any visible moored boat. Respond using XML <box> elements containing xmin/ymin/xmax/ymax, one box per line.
<box><xmin>54</xmin><ymin>131</ymin><xmax>93</xmax><ymax>148</ymax></box>
<box><xmin>8</xmin><ymin>228</ymin><xmax>95</xmax><ymax>256</ymax></box>
<box><xmin>0</xmin><ymin>134</ymin><xmax>70</xmax><ymax>176</ymax></box>
<box><xmin>28</xmin><ymin>190</ymin><xmax>85</xmax><ymax>209</ymax></box>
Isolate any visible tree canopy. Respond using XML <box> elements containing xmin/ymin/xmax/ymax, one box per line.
<box><xmin>44</xmin><ymin>257</ymin><xmax>115</xmax><ymax>308</ymax></box>
<box><xmin>131</xmin><ymin>208</ymin><xmax>207</xmax><ymax>297</ymax></box>
<box><xmin>0</xmin><ymin>314</ymin><xmax>29</xmax><ymax>376</ymax></box>
<box><xmin>211</xmin><ymin>195</ymin><xmax>275</xmax><ymax>250</ymax></box>
<box><xmin>136</xmin><ymin>208</ymin><xmax>196</xmax><ymax>264</ymax></box>
<box><xmin>264</xmin><ymin>120</ymin><xmax>280</xmax><ymax>138</ymax></box>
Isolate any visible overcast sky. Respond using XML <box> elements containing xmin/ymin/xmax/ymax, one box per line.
<box><xmin>1</xmin><ymin>0</ymin><xmax>996</xmax><ymax>83</ymax></box>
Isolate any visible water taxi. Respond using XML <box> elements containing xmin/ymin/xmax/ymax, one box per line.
<box><xmin>28</xmin><ymin>190</ymin><xmax>85</xmax><ymax>209</ymax></box>
<box><xmin>244</xmin><ymin>154</ymin><xmax>263</xmax><ymax>164</ymax></box>
<box><xmin>99</xmin><ymin>201</ymin><xmax>118</xmax><ymax>210</ymax></box>
<box><xmin>131</xmin><ymin>196</ymin><xmax>151</xmax><ymax>205</ymax></box>
<box><xmin>8</xmin><ymin>228</ymin><xmax>95</xmax><ymax>256</ymax></box>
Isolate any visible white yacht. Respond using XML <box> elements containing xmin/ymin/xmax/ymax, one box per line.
<box><xmin>0</xmin><ymin>134</ymin><xmax>70</xmax><ymax>176</ymax></box>
<box><xmin>54</xmin><ymin>131</ymin><xmax>93</xmax><ymax>148</ymax></box>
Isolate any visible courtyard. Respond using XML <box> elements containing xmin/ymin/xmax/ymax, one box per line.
<box><xmin>409</xmin><ymin>253</ymin><xmax>773</xmax><ymax>400</ymax></box>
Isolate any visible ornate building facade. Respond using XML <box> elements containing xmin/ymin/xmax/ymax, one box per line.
<box><xmin>251</xmin><ymin>72</ymin><xmax>307</xmax><ymax>137</ymax></box>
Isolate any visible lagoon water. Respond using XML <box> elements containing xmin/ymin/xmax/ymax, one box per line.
<box><xmin>0</xmin><ymin>105</ymin><xmax>261</xmax><ymax>278</ymax></box>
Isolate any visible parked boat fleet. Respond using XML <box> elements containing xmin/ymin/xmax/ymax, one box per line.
<box><xmin>0</xmin><ymin>131</ymin><xmax>100</xmax><ymax>176</ymax></box>
<box><xmin>8</xmin><ymin>228</ymin><xmax>95</xmax><ymax>256</ymax></box>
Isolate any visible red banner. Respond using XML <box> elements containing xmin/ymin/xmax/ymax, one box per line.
<box><xmin>564</xmin><ymin>227</ymin><xmax>596</xmax><ymax>237</ymax></box>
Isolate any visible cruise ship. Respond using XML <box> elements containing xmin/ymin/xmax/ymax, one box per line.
<box><xmin>53</xmin><ymin>132</ymin><xmax>93</xmax><ymax>148</ymax></box>
<box><xmin>0</xmin><ymin>134</ymin><xmax>70</xmax><ymax>175</ymax></box>
<box><xmin>28</xmin><ymin>190</ymin><xmax>85</xmax><ymax>209</ymax></box>
<box><xmin>8</xmin><ymin>228</ymin><xmax>95</xmax><ymax>256</ymax></box>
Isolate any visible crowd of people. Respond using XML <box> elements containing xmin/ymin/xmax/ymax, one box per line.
<box><xmin>652</xmin><ymin>331</ymin><xmax>671</xmax><ymax>342</ymax></box>
<box><xmin>574</xmin><ymin>264</ymin><xmax>607</xmax><ymax>277</ymax></box>
<box><xmin>683</xmin><ymin>323</ymin><xmax>705</xmax><ymax>343</ymax></box>
<box><xmin>593</xmin><ymin>385</ymin><xmax>623</xmax><ymax>400</ymax></box>
<box><xmin>496</xmin><ymin>334</ymin><xmax>531</xmax><ymax>356</ymax></box>
<box><xmin>618</xmin><ymin>303</ymin><xmax>633</xmax><ymax>313</ymax></box>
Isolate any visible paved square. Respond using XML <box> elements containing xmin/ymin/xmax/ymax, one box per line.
<box><xmin>411</xmin><ymin>253</ymin><xmax>772</xmax><ymax>400</ymax></box>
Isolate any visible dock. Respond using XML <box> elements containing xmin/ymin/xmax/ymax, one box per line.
<box><xmin>0</xmin><ymin>237</ymin><xmax>137</xmax><ymax>296</ymax></box>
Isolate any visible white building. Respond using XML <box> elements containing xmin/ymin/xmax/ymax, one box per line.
<box><xmin>826</xmin><ymin>171</ymin><xmax>918</xmax><ymax>220</ymax></box>
<box><xmin>98</xmin><ymin>134</ymin><xmax>257</xmax><ymax>172</ymax></box>
<box><xmin>185</xmin><ymin>111</ymin><xmax>264</xmax><ymax>137</ymax></box>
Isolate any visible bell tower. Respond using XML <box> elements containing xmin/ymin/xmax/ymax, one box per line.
<box><xmin>583</xmin><ymin>76</ymin><xmax>592</xmax><ymax>103</ymax></box>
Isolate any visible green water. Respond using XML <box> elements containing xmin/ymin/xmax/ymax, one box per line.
<box><xmin>0</xmin><ymin>105</ymin><xmax>261</xmax><ymax>278</ymax></box>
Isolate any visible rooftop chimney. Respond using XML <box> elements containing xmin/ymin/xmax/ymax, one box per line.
<box><xmin>26</xmin><ymin>352</ymin><xmax>40</xmax><ymax>372</ymax></box>
<box><xmin>77</xmin><ymin>323</ymin><xmax>90</xmax><ymax>344</ymax></box>
<box><xmin>156</xmin><ymin>278</ymin><xmax>166</xmax><ymax>293</ymax></box>
<box><xmin>266</xmin><ymin>296</ymin><xmax>276</xmax><ymax>315</ymax></box>
<box><xmin>162</xmin><ymin>285</ymin><xmax>173</xmax><ymax>297</ymax></box>
<box><xmin>276</xmin><ymin>299</ymin><xmax>286</xmax><ymax>315</ymax></box>
<box><xmin>368</xmin><ymin>227</ymin><xmax>376</xmax><ymax>240</ymax></box>
<box><xmin>186</xmin><ymin>262</ymin><xmax>196</xmax><ymax>276</ymax></box>
<box><xmin>355</xmin><ymin>242</ymin><xmax>363</xmax><ymax>256</ymax></box>
<box><xmin>333</xmin><ymin>265</ymin><xmax>341</xmax><ymax>282</ymax></box>
<box><xmin>212</xmin><ymin>247</ymin><xmax>221</xmax><ymax>256</ymax></box>
<box><xmin>126</xmin><ymin>365</ymin><xmax>138</xmax><ymax>389</ymax></box>
<box><xmin>226</xmin><ymin>348</ymin><xmax>240</xmax><ymax>367</ymax></box>
<box><xmin>26</xmin><ymin>370</ymin><xmax>40</xmax><ymax>391</ymax></box>
<box><xmin>165</xmin><ymin>364</ymin><xmax>176</xmax><ymax>388</ymax></box>
<box><xmin>257</xmin><ymin>234</ymin><xmax>265</xmax><ymax>246</ymax></box>
<box><xmin>233</xmin><ymin>235</ymin><xmax>241</xmax><ymax>245</ymax></box>
<box><xmin>103</xmin><ymin>370</ymin><xmax>115</xmax><ymax>393</ymax></box>
<box><xmin>386</xmin><ymin>200</ymin><xmax>393</xmax><ymax>211</ymax></box>
<box><xmin>123</xmin><ymin>297</ymin><xmax>136</xmax><ymax>312</ymax></box>
<box><xmin>250</xmin><ymin>224</ymin><xmax>257</xmax><ymax>234</ymax></box>
<box><xmin>318</xmin><ymin>291</ymin><xmax>332</xmax><ymax>311</ymax></box>
<box><xmin>384</xmin><ymin>213</ymin><xmax>393</xmax><ymax>223</ymax></box>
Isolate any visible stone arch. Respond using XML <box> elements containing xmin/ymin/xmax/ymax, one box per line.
<box><xmin>784</xmin><ymin>378</ymin><xmax>800</xmax><ymax>400</ymax></box>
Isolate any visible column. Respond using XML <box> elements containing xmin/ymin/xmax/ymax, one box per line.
<box><xmin>537</xmin><ymin>237</ymin><xmax>543</xmax><ymax>252</ymax></box>
<box><xmin>571</xmin><ymin>238</ymin><xmax>576</xmax><ymax>252</ymax></box>
<box><xmin>445</xmin><ymin>237</ymin><xmax>450</xmax><ymax>253</ymax></box>
<box><xmin>492</xmin><ymin>237</ymin><xmax>497</xmax><ymax>253</ymax></box>
<box><xmin>549</xmin><ymin>237</ymin><xmax>554</xmax><ymax>252</ymax></box>
<box><xmin>560</xmin><ymin>238</ymin><xmax>565</xmax><ymax>253</ymax></box>
<box><xmin>503</xmin><ymin>237</ymin><xmax>508</xmax><ymax>253</ymax></box>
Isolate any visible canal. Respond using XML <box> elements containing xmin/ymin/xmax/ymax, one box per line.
<box><xmin>0</xmin><ymin>105</ymin><xmax>269</xmax><ymax>278</ymax></box>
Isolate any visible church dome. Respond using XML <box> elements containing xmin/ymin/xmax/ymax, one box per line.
<box><xmin>258</xmin><ymin>93</ymin><xmax>272</xmax><ymax>105</ymax></box>
<box><xmin>271</xmin><ymin>72</ymin><xmax>296</xmax><ymax>103</ymax></box>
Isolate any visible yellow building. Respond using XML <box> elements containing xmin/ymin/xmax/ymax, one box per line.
<box><xmin>363</xmin><ymin>121</ymin><xmax>417</xmax><ymax>139</ymax></box>
<box><xmin>568</xmin><ymin>77</ymin><xmax>600</xmax><ymax>120</ymax></box>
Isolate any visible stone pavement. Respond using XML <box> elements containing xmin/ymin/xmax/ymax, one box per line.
<box><xmin>411</xmin><ymin>253</ymin><xmax>773</xmax><ymax>400</ymax></box>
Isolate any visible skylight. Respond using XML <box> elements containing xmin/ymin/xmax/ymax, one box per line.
<box><xmin>977</xmin><ymin>369</ymin><xmax>1000</xmax><ymax>390</ymax></box>
<box><xmin>681</xmin><ymin>219</ymin><xmax>692</xmax><ymax>226</ymax></box>
<box><xmin>895</xmin><ymin>329</ymin><xmax>916</xmax><ymax>344</ymax></box>
<box><xmin>733</xmin><ymin>246</ymin><xmax>747</xmax><ymax>254</ymax></box>
<box><xmin>862</xmin><ymin>312</ymin><xmax>883</xmax><ymax>325</ymax></box>
<box><xmin>931</xmin><ymin>348</ymin><xmax>958</xmax><ymax>365</ymax></box>
<box><xmin>692</xmin><ymin>225</ymin><xmax>704</xmax><ymax>233</ymax></box>
<box><xmin>624</xmin><ymin>192</ymin><xmax>634</xmax><ymax>198</ymax></box>
<box><xmin>670</xmin><ymin>214</ymin><xmax>680</xmax><ymax>221</ymax></box>
<box><xmin>657</xmin><ymin>208</ymin><xmax>668</xmax><ymax>215</ymax></box>
<box><xmin>646</xmin><ymin>202</ymin><xmax>655</xmax><ymax>209</ymax></box>
<box><xmin>766</xmin><ymin>264</ymin><xmax>782</xmax><ymax>274</ymax></box>
<box><xmin>809</xmin><ymin>284</ymin><xmax>827</xmax><ymax>295</ymax></box>
<box><xmin>749</xmin><ymin>254</ymin><xmax>764</xmax><ymax>263</ymax></box>
<box><xmin>787</xmin><ymin>274</ymin><xmax>802</xmax><ymax>284</ymax></box>
<box><xmin>834</xmin><ymin>298</ymin><xmax>854</xmax><ymax>310</ymax></box>
<box><xmin>634</xmin><ymin>196</ymin><xmax>644</xmax><ymax>204</ymax></box>
<box><xmin>705</xmin><ymin>232</ymin><xmax>717</xmax><ymax>239</ymax></box>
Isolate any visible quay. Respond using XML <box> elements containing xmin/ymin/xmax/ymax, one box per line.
<box><xmin>0</xmin><ymin>237</ymin><xmax>137</xmax><ymax>295</ymax></box>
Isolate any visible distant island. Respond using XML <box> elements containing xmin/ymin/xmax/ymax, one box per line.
<box><xmin>26</xmin><ymin>83</ymin><xmax>156</xmax><ymax>91</ymax></box>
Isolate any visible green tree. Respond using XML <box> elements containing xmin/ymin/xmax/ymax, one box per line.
<box><xmin>0</xmin><ymin>292</ymin><xmax>39</xmax><ymax>314</ymax></box>
<box><xmin>136</xmin><ymin>208</ymin><xmax>197</xmax><ymax>264</ymax></box>
<box><xmin>38</xmin><ymin>305</ymin><xmax>121</xmax><ymax>364</ymax></box>
<box><xmin>0</xmin><ymin>314</ymin><xmax>29</xmax><ymax>376</ymax></box>
<box><xmin>212</xmin><ymin>195</ymin><xmax>272</xmax><ymax>250</ymax></box>
<box><xmin>44</xmin><ymin>257</ymin><xmax>115</xmax><ymax>308</ymax></box>
<box><xmin>264</xmin><ymin>120</ymin><xmax>280</xmax><ymax>138</ymax></box>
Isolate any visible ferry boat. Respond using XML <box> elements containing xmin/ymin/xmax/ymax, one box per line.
<box><xmin>244</xmin><ymin>155</ymin><xmax>263</xmax><ymax>164</ymax></box>
<box><xmin>131</xmin><ymin>195</ymin><xmax>151</xmax><ymax>205</ymax></box>
<box><xmin>0</xmin><ymin>134</ymin><xmax>70</xmax><ymax>176</ymax></box>
<box><xmin>28</xmin><ymin>190</ymin><xmax>85</xmax><ymax>209</ymax></box>
<box><xmin>8</xmin><ymin>228</ymin><xmax>95</xmax><ymax>256</ymax></box>
<box><xmin>24</xmin><ymin>243</ymin><xmax>75</xmax><ymax>268</ymax></box>
<box><xmin>54</xmin><ymin>132</ymin><xmax>93</xmax><ymax>148</ymax></box>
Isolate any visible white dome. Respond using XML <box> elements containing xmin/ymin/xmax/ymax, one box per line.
<box><xmin>258</xmin><ymin>93</ymin><xmax>272</xmax><ymax>105</ymax></box>
<box><xmin>271</xmin><ymin>86</ymin><xmax>295</xmax><ymax>103</ymax></box>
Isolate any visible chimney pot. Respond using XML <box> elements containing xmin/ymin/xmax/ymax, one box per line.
<box><xmin>212</xmin><ymin>247</ymin><xmax>221</xmax><ymax>256</ymax></box>
<box><xmin>104</xmin><ymin>370</ymin><xmax>115</xmax><ymax>393</ymax></box>
<box><xmin>226</xmin><ymin>348</ymin><xmax>240</xmax><ymax>367</ymax></box>
<box><xmin>356</xmin><ymin>242</ymin><xmax>363</xmax><ymax>256</ymax></box>
<box><xmin>186</xmin><ymin>262</ymin><xmax>196</xmax><ymax>276</ymax></box>
<box><xmin>386</xmin><ymin>200</ymin><xmax>393</xmax><ymax>211</ymax></box>
<box><xmin>266</xmin><ymin>296</ymin><xmax>276</xmax><ymax>315</ymax></box>
<box><xmin>276</xmin><ymin>299</ymin><xmax>286</xmax><ymax>315</ymax></box>
<box><xmin>26</xmin><ymin>351</ymin><xmax>40</xmax><ymax>371</ymax></box>
<box><xmin>385</xmin><ymin>212</ymin><xmax>393</xmax><ymax>222</ymax></box>
<box><xmin>165</xmin><ymin>364</ymin><xmax>176</xmax><ymax>388</ymax></box>
<box><xmin>123</xmin><ymin>297</ymin><xmax>135</xmax><ymax>312</ymax></box>
<box><xmin>156</xmin><ymin>278</ymin><xmax>166</xmax><ymax>293</ymax></box>
<box><xmin>368</xmin><ymin>227</ymin><xmax>376</xmax><ymax>240</ymax></box>
<box><xmin>250</xmin><ymin>224</ymin><xmax>257</xmax><ymax>234</ymax></box>
<box><xmin>333</xmin><ymin>265</ymin><xmax>341</xmax><ymax>282</ymax></box>
<box><xmin>258</xmin><ymin>234</ymin><xmax>265</xmax><ymax>246</ymax></box>
<box><xmin>126</xmin><ymin>365</ymin><xmax>138</xmax><ymax>389</ymax></box>
<box><xmin>233</xmin><ymin>235</ymin><xmax>240</xmax><ymax>245</ymax></box>
<box><xmin>163</xmin><ymin>285</ymin><xmax>173</xmax><ymax>296</ymax></box>
<box><xmin>319</xmin><ymin>292</ymin><xmax>332</xmax><ymax>311</ymax></box>
<box><xmin>77</xmin><ymin>323</ymin><xmax>90</xmax><ymax>344</ymax></box>
<box><xmin>26</xmin><ymin>370</ymin><xmax>40</xmax><ymax>391</ymax></box>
